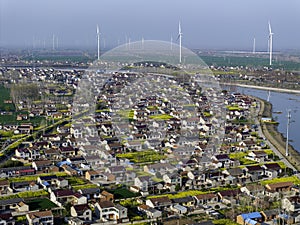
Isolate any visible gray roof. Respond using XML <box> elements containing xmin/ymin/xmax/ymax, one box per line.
<box><xmin>0</xmin><ymin>198</ymin><xmax>23</xmax><ymax>206</ymax></box>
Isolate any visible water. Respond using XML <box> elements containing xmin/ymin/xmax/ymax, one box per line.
<box><xmin>224</xmin><ymin>86</ymin><xmax>300</xmax><ymax>152</ymax></box>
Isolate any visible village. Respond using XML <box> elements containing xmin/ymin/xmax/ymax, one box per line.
<box><xmin>0</xmin><ymin>66</ymin><xmax>300</xmax><ymax>225</ymax></box>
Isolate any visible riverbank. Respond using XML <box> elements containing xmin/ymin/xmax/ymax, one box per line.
<box><xmin>257</xmin><ymin>97</ymin><xmax>300</xmax><ymax>171</ymax></box>
<box><xmin>222</xmin><ymin>82</ymin><xmax>300</xmax><ymax>94</ymax></box>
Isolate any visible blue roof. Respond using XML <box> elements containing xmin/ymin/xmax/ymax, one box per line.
<box><xmin>245</xmin><ymin>218</ymin><xmax>257</xmax><ymax>225</ymax></box>
<box><xmin>57</xmin><ymin>161</ymin><xmax>71</xmax><ymax>167</ymax></box>
<box><xmin>241</xmin><ymin>212</ymin><xmax>262</xmax><ymax>219</ymax></box>
<box><xmin>42</xmin><ymin>181</ymin><xmax>50</xmax><ymax>186</ymax></box>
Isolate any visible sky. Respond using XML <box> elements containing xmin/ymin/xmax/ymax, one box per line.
<box><xmin>0</xmin><ymin>0</ymin><xmax>300</xmax><ymax>51</ymax></box>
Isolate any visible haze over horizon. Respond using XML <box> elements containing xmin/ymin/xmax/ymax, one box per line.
<box><xmin>1</xmin><ymin>0</ymin><xmax>300</xmax><ymax>51</ymax></box>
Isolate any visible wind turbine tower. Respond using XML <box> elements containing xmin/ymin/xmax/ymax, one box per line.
<box><xmin>177</xmin><ymin>21</ymin><xmax>183</xmax><ymax>63</ymax></box>
<box><xmin>97</xmin><ymin>25</ymin><xmax>100</xmax><ymax>60</ymax></box>
<box><xmin>285</xmin><ymin>110</ymin><xmax>291</xmax><ymax>156</ymax></box>
<box><xmin>268</xmin><ymin>21</ymin><xmax>274</xmax><ymax>66</ymax></box>
<box><xmin>253</xmin><ymin>37</ymin><xmax>256</xmax><ymax>54</ymax></box>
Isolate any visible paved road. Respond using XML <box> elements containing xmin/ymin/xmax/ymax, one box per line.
<box><xmin>255</xmin><ymin>99</ymin><xmax>299</xmax><ymax>176</ymax></box>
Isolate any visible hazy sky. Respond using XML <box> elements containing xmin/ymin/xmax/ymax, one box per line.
<box><xmin>1</xmin><ymin>0</ymin><xmax>300</xmax><ymax>50</ymax></box>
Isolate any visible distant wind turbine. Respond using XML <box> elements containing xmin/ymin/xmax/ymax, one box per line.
<box><xmin>177</xmin><ymin>21</ymin><xmax>182</xmax><ymax>63</ymax></box>
<box><xmin>268</xmin><ymin>21</ymin><xmax>274</xmax><ymax>66</ymax></box>
<box><xmin>253</xmin><ymin>37</ymin><xmax>256</xmax><ymax>54</ymax></box>
<box><xmin>97</xmin><ymin>25</ymin><xmax>100</xmax><ymax>60</ymax></box>
<box><xmin>170</xmin><ymin>36</ymin><xmax>173</xmax><ymax>50</ymax></box>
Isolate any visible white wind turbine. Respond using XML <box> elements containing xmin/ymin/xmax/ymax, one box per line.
<box><xmin>268</xmin><ymin>21</ymin><xmax>274</xmax><ymax>66</ymax></box>
<box><xmin>177</xmin><ymin>21</ymin><xmax>183</xmax><ymax>63</ymax></box>
<box><xmin>97</xmin><ymin>25</ymin><xmax>100</xmax><ymax>60</ymax></box>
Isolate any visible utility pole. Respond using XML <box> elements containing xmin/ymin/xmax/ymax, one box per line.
<box><xmin>285</xmin><ymin>110</ymin><xmax>291</xmax><ymax>156</ymax></box>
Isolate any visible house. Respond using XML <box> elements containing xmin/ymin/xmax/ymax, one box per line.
<box><xmin>32</xmin><ymin>160</ymin><xmax>53</xmax><ymax>173</ymax></box>
<box><xmin>134</xmin><ymin>176</ymin><xmax>154</xmax><ymax>193</ymax></box>
<box><xmin>0</xmin><ymin>180</ymin><xmax>9</xmax><ymax>194</ymax></box>
<box><xmin>236</xmin><ymin>212</ymin><xmax>263</xmax><ymax>225</ymax></box>
<box><xmin>0</xmin><ymin>198</ymin><xmax>24</xmax><ymax>211</ymax></box>
<box><xmin>261</xmin><ymin>209</ymin><xmax>278</xmax><ymax>222</ymax></box>
<box><xmin>218</xmin><ymin>189</ymin><xmax>241</xmax><ymax>205</ymax></box>
<box><xmin>137</xmin><ymin>204</ymin><xmax>162</xmax><ymax>219</ymax></box>
<box><xmin>243</xmin><ymin>165</ymin><xmax>264</xmax><ymax>181</ymax></box>
<box><xmin>26</xmin><ymin>210</ymin><xmax>54</xmax><ymax>225</ymax></box>
<box><xmin>247</xmin><ymin>151</ymin><xmax>268</xmax><ymax>163</ymax></box>
<box><xmin>144</xmin><ymin>163</ymin><xmax>176</xmax><ymax>176</ymax></box>
<box><xmin>9</xmin><ymin>180</ymin><xmax>39</xmax><ymax>192</ymax></box>
<box><xmin>70</xmin><ymin>204</ymin><xmax>92</xmax><ymax>221</ymax></box>
<box><xmin>94</xmin><ymin>201</ymin><xmax>128</xmax><ymax>222</ymax></box>
<box><xmin>37</xmin><ymin>175</ymin><xmax>68</xmax><ymax>189</ymax></box>
<box><xmin>282</xmin><ymin>196</ymin><xmax>300</xmax><ymax>212</ymax></box>
<box><xmin>262</xmin><ymin>163</ymin><xmax>282</xmax><ymax>178</ymax></box>
<box><xmin>212</xmin><ymin>154</ymin><xmax>231</xmax><ymax>168</ymax></box>
<box><xmin>0</xmin><ymin>213</ymin><xmax>15</xmax><ymax>225</ymax></box>
<box><xmin>59</xmin><ymin>146</ymin><xmax>76</xmax><ymax>157</ymax></box>
<box><xmin>240</xmin><ymin>184</ymin><xmax>265</xmax><ymax>197</ymax></box>
<box><xmin>163</xmin><ymin>173</ymin><xmax>182</xmax><ymax>187</ymax></box>
<box><xmin>265</xmin><ymin>182</ymin><xmax>293</xmax><ymax>195</ymax></box>
<box><xmin>193</xmin><ymin>193</ymin><xmax>218</xmax><ymax>206</ymax></box>
<box><xmin>171</xmin><ymin>204</ymin><xmax>188</xmax><ymax>214</ymax></box>
<box><xmin>172</xmin><ymin>196</ymin><xmax>195</xmax><ymax>208</ymax></box>
<box><xmin>78</xmin><ymin>187</ymin><xmax>101</xmax><ymax>200</ymax></box>
<box><xmin>100</xmin><ymin>190</ymin><xmax>114</xmax><ymax>202</ymax></box>
<box><xmin>50</xmin><ymin>189</ymin><xmax>87</xmax><ymax>207</ymax></box>
<box><xmin>145</xmin><ymin>196</ymin><xmax>172</xmax><ymax>210</ymax></box>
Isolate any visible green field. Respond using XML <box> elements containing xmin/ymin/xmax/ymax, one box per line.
<box><xmin>0</xmin><ymin>85</ymin><xmax>15</xmax><ymax>111</ymax></box>
<box><xmin>199</xmin><ymin>55</ymin><xmax>300</xmax><ymax>71</ymax></box>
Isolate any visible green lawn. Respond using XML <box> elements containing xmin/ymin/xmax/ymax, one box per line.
<box><xmin>27</xmin><ymin>198</ymin><xmax>58</xmax><ymax>211</ymax></box>
<box><xmin>149</xmin><ymin>114</ymin><xmax>173</xmax><ymax>120</ymax></box>
<box><xmin>110</xmin><ymin>187</ymin><xmax>139</xmax><ymax>199</ymax></box>
<box><xmin>0</xmin><ymin>85</ymin><xmax>15</xmax><ymax>111</ymax></box>
<box><xmin>261</xmin><ymin>176</ymin><xmax>300</xmax><ymax>185</ymax></box>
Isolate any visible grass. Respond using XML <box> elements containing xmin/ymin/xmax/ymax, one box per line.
<box><xmin>229</xmin><ymin>152</ymin><xmax>248</xmax><ymax>160</ymax></box>
<box><xmin>116</xmin><ymin>150</ymin><xmax>166</xmax><ymax>163</ymax></box>
<box><xmin>66</xmin><ymin>177</ymin><xmax>87</xmax><ymax>186</ymax></box>
<box><xmin>213</xmin><ymin>219</ymin><xmax>240</xmax><ymax>225</ymax></box>
<box><xmin>0</xmin><ymin>85</ymin><xmax>15</xmax><ymax>111</ymax></box>
<box><xmin>148</xmin><ymin>190</ymin><xmax>210</xmax><ymax>200</ymax></box>
<box><xmin>0</xmin><ymin>189</ymin><xmax>48</xmax><ymax>200</ymax></box>
<box><xmin>149</xmin><ymin>114</ymin><xmax>173</xmax><ymax>120</ymax></box>
<box><xmin>72</xmin><ymin>184</ymin><xmax>99</xmax><ymax>191</ymax></box>
<box><xmin>260</xmin><ymin>176</ymin><xmax>300</xmax><ymax>185</ymax></box>
<box><xmin>26</xmin><ymin>198</ymin><xmax>58</xmax><ymax>211</ymax></box>
<box><xmin>110</xmin><ymin>187</ymin><xmax>139</xmax><ymax>199</ymax></box>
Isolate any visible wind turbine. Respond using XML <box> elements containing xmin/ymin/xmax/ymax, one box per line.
<box><xmin>97</xmin><ymin>25</ymin><xmax>100</xmax><ymax>60</ymax></box>
<box><xmin>253</xmin><ymin>37</ymin><xmax>256</xmax><ymax>54</ymax></box>
<box><xmin>268</xmin><ymin>21</ymin><xmax>274</xmax><ymax>66</ymax></box>
<box><xmin>177</xmin><ymin>21</ymin><xmax>182</xmax><ymax>63</ymax></box>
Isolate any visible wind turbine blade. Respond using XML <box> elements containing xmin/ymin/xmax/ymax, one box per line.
<box><xmin>97</xmin><ymin>25</ymin><xmax>100</xmax><ymax>35</ymax></box>
<box><xmin>268</xmin><ymin>21</ymin><xmax>272</xmax><ymax>34</ymax></box>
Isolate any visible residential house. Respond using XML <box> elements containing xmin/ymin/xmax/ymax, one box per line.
<box><xmin>218</xmin><ymin>189</ymin><xmax>241</xmax><ymax>205</ymax></box>
<box><xmin>137</xmin><ymin>204</ymin><xmax>162</xmax><ymax>219</ymax></box>
<box><xmin>282</xmin><ymin>196</ymin><xmax>300</xmax><ymax>213</ymax></box>
<box><xmin>0</xmin><ymin>180</ymin><xmax>9</xmax><ymax>195</ymax></box>
<box><xmin>134</xmin><ymin>176</ymin><xmax>154</xmax><ymax>193</ymax></box>
<box><xmin>9</xmin><ymin>180</ymin><xmax>39</xmax><ymax>193</ymax></box>
<box><xmin>243</xmin><ymin>165</ymin><xmax>264</xmax><ymax>182</ymax></box>
<box><xmin>0</xmin><ymin>198</ymin><xmax>24</xmax><ymax>211</ymax></box>
<box><xmin>265</xmin><ymin>182</ymin><xmax>293</xmax><ymax>197</ymax></box>
<box><xmin>262</xmin><ymin>163</ymin><xmax>282</xmax><ymax>178</ymax></box>
<box><xmin>32</xmin><ymin>160</ymin><xmax>53</xmax><ymax>173</ymax></box>
<box><xmin>144</xmin><ymin>163</ymin><xmax>176</xmax><ymax>176</ymax></box>
<box><xmin>172</xmin><ymin>196</ymin><xmax>195</xmax><ymax>208</ymax></box>
<box><xmin>193</xmin><ymin>193</ymin><xmax>218</xmax><ymax>206</ymax></box>
<box><xmin>78</xmin><ymin>187</ymin><xmax>101</xmax><ymax>200</ymax></box>
<box><xmin>236</xmin><ymin>212</ymin><xmax>263</xmax><ymax>225</ymax></box>
<box><xmin>37</xmin><ymin>175</ymin><xmax>68</xmax><ymax>190</ymax></box>
<box><xmin>247</xmin><ymin>151</ymin><xmax>268</xmax><ymax>163</ymax></box>
<box><xmin>100</xmin><ymin>190</ymin><xmax>114</xmax><ymax>202</ymax></box>
<box><xmin>50</xmin><ymin>189</ymin><xmax>87</xmax><ymax>207</ymax></box>
<box><xmin>240</xmin><ymin>184</ymin><xmax>265</xmax><ymax>197</ymax></box>
<box><xmin>163</xmin><ymin>173</ymin><xmax>182</xmax><ymax>188</ymax></box>
<box><xmin>94</xmin><ymin>201</ymin><xmax>127</xmax><ymax>222</ymax></box>
<box><xmin>145</xmin><ymin>196</ymin><xmax>172</xmax><ymax>210</ymax></box>
<box><xmin>70</xmin><ymin>204</ymin><xmax>92</xmax><ymax>221</ymax></box>
<box><xmin>0</xmin><ymin>213</ymin><xmax>15</xmax><ymax>225</ymax></box>
<box><xmin>26</xmin><ymin>210</ymin><xmax>54</xmax><ymax>225</ymax></box>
